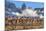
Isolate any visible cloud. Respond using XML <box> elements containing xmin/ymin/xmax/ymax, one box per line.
<box><xmin>15</xmin><ymin>9</ymin><xmax>39</xmax><ymax>17</ymax></box>
<box><xmin>39</xmin><ymin>14</ymin><xmax>44</xmax><ymax>18</ymax></box>
<box><xmin>12</xmin><ymin>12</ymin><xmax>16</xmax><ymax>15</ymax></box>
<box><xmin>11</xmin><ymin>8</ymin><xmax>43</xmax><ymax>18</ymax></box>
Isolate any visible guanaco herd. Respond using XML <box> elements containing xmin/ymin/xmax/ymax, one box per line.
<box><xmin>5</xmin><ymin>16</ymin><xmax>44</xmax><ymax>30</ymax></box>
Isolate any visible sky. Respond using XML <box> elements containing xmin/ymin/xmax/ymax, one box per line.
<box><xmin>6</xmin><ymin>0</ymin><xmax>44</xmax><ymax>18</ymax></box>
<box><xmin>6</xmin><ymin>0</ymin><xmax>44</xmax><ymax>9</ymax></box>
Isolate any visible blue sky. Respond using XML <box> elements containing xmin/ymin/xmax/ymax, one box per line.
<box><xmin>7</xmin><ymin>0</ymin><xmax>44</xmax><ymax>9</ymax></box>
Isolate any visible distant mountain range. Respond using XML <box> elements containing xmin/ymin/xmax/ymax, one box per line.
<box><xmin>5</xmin><ymin>1</ymin><xmax>22</xmax><ymax>16</ymax></box>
